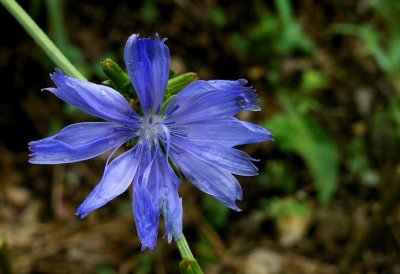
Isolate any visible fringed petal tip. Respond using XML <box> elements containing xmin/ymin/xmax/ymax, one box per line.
<box><xmin>124</xmin><ymin>32</ymin><xmax>170</xmax><ymax>114</ymax></box>
<box><xmin>163</xmin><ymin>230</ymin><xmax>183</xmax><ymax>245</ymax></box>
<box><xmin>141</xmin><ymin>243</ymin><xmax>156</xmax><ymax>252</ymax></box>
<box><xmin>43</xmin><ymin>69</ymin><xmax>65</xmax><ymax>92</ymax></box>
<box><xmin>125</xmin><ymin>33</ymin><xmax>167</xmax><ymax>50</ymax></box>
<box><xmin>265</xmin><ymin>128</ymin><xmax>274</xmax><ymax>141</ymax></box>
<box><xmin>40</xmin><ymin>87</ymin><xmax>56</xmax><ymax>93</ymax></box>
<box><xmin>138</xmin><ymin>228</ymin><xmax>159</xmax><ymax>250</ymax></box>
<box><xmin>27</xmin><ymin>156</ymin><xmax>39</xmax><ymax>164</ymax></box>
<box><xmin>229</xmin><ymin>79</ymin><xmax>263</xmax><ymax>112</ymax></box>
<box><xmin>75</xmin><ymin>210</ymin><xmax>87</xmax><ymax>219</ymax></box>
<box><xmin>163</xmin><ymin>231</ymin><xmax>183</xmax><ymax>245</ymax></box>
<box><xmin>49</xmin><ymin>68</ymin><xmax>66</xmax><ymax>82</ymax></box>
<box><xmin>229</xmin><ymin>203</ymin><xmax>242</xmax><ymax>212</ymax></box>
<box><xmin>127</xmin><ymin>33</ymin><xmax>167</xmax><ymax>42</ymax></box>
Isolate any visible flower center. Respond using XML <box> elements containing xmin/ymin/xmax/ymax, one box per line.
<box><xmin>139</xmin><ymin>115</ymin><xmax>163</xmax><ymax>141</ymax></box>
<box><xmin>114</xmin><ymin>104</ymin><xmax>188</xmax><ymax>154</ymax></box>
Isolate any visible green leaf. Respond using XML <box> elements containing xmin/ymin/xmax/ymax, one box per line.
<box><xmin>265</xmin><ymin>94</ymin><xmax>339</xmax><ymax>204</ymax></box>
<box><xmin>261</xmin><ymin>197</ymin><xmax>310</xmax><ymax>219</ymax></box>
<box><xmin>202</xmin><ymin>195</ymin><xmax>230</xmax><ymax>228</ymax></box>
<box><xmin>301</xmin><ymin>70</ymin><xmax>326</xmax><ymax>93</ymax></box>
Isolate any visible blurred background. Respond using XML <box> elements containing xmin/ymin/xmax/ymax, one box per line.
<box><xmin>1</xmin><ymin>0</ymin><xmax>400</xmax><ymax>273</ymax></box>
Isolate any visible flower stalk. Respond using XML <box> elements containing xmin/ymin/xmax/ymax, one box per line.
<box><xmin>176</xmin><ymin>235</ymin><xmax>195</xmax><ymax>260</ymax></box>
<box><xmin>177</xmin><ymin>236</ymin><xmax>204</xmax><ymax>274</ymax></box>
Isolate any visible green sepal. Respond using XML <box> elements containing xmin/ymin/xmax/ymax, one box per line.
<box><xmin>161</xmin><ymin>94</ymin><xmax>176</xmax><ymax>114</ymax></box>
<box><xmin>166</xmin><ymin>72</ymin><xmax>198</xmax><ymax>97</ymax></box>
<box><xmin>179</xmin><ymin>259</ymin><xmax>204</xmax><ymax>274</ymax></box>
<box><xmin>100</xmin><ymin>58</ymin><xmax>135</xmax><ymax>99</ymax></box>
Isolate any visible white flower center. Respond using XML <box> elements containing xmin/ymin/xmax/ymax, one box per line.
<box><xmin>139</xmin><ymin>115</ymin><xmax>164</xmax><ymax>142</ymax></box>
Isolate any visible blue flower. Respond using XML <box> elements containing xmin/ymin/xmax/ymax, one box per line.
<box><xmin>29</xmin><ymin>34</ymin><xmax>273</xmax><ymax>250</ymax></box>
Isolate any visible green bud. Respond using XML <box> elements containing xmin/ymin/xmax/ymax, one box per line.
<box><xmin>179</xmin><ymin>259</ymin><xmax>204</xmax><ymax>274</ymax></box>
<box><xmin>166</xmin><ymin>72</ymin><xmax>198</xmax><ymax>96</ymax></box>
<box><xmin>100</xmin><ymin>58</ymin><xmax>135</xmax><ymax>98</ymax></box>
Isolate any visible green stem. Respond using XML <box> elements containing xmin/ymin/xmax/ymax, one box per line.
<box><xmin>176</xmin><ymin>235</ymin><xmax>195</xmax><ymax>260</ymax></box>
<box><xmin>0</xmin><ymin>0</ymin><xmax>86</xmax><ymax>80</ymax></box>
<box><xmin>176</xmin><ymin>235</ymin><xmax>204</xmax><ymax>274</ymax></box>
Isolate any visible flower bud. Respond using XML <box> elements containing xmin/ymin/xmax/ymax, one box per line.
<box><xmin>166</xmin><ymin>72</ymin><xmax>198</xmax><ymax>96</ymax></box>
<box><xmin>100</xmin><ymin>58</ymin><xmax>135</xmax><ymax>98</ymax></box>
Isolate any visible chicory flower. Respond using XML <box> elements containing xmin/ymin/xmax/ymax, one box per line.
<box><xmin>29</xmin><ymin>34</ymin><xmax>273</xmax><ymax>250</ymax></box>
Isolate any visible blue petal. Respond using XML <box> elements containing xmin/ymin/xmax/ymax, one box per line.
<box><xmin>76</xmin><ymin>145</ymin><xmax>141</xmax><ymax>218</ymax></box>
<box><xmin>133</xmin><ymin>147</ymin><xmax>183</xmax><ymax>249</ymax></box>
<box><xmin>124</xmin><ymin>34</ymin><xmax>170</xmax><ymax>114</ymax></box>
<box><xmin>170</xmin><ymin>117</ymin><xmax>273</xmax><ymax>147</ymax></box>
<box><xmin>170</xmin><ymin>138</ymin><xmax>243</xmax><ymax>211</ymax></box>
<box><xmin>158</xmin><ymin>157</ymin><xmax>183</xmax><ymax>242</ymax></box>
<box><xmin>164</xmin><ymin>79</ymin><xmax>260</xmax><ymax>124</ymax></box>
<box><xmin>132</xmin><ymin>148</ymin><xmax>161</xmax><ymax>250</ymax></box>
<box><xmin>46</xmin><ymin>69</ymin><xmax>139</xmax><ymax>124</ymax></box>
<box><xmin>133</xmin><ymin>182</ymin><xmax>159</xmax><ymax>250</ymax></box>
<box><xmin>172</xmin><ymin>136</ymin><xmax>258</xmax><ymax>176</ymax></box>
<box><xmin>29</xmin><ymin>122</ymin><xmax>131</xmax><ymax>164</ymax></box>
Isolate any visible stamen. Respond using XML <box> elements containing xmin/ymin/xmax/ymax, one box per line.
<box><xmin>128</xmin><ymin>111</ymin><xmax>140</xmax><ymax>120</ymax></box>
<box><xmin>126</xmin><ymin>133</ymin><xmax>138</xmax><ymax>142</ymax></box>
<box><xmin>163</xmin><ymin>105</ymin><xmax>180</xmax><ymax>117</ymax></box>
<box><xmin>170</xmin><ymin>144</ymin><xmax>181</xmax><ymax>155</ymax></box>
<box><xmin>164</xmin><ymin>121</ymin><xmax>176</xmax><ymax>126</ymax></box>
<box><xmin>134</xmin><ymin>143</ymin><xmax>143</xmax><ymax>158</ymax></box>
<box><xmin>157</xmin><ymin>133</ymin><xmax>167</xmax><ymax>141</ymax></box>
<box><xmin>155</xmin><ymin>104</ymin><xmax>162</xmax><ymax>115</ymax></box>
<box><xmin>155</xmin><ymin>143</ymin><xmax>163</xmax><ymax>158</ymax></box>
<box><xmin>114</xmin><ymin>124</ymin><xmax>140</xmax><ymax>132</ymax></box>
<box><xmin>160</xmin><ymin>124</ymin><xmax>171</xmax><ymax>157</ymax></box>
<box><xmin>171</xmin><ymin>131</ymin><xmax>188</xmax><ymax>138</ymax></box>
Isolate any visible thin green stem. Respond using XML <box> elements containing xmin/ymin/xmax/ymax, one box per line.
<box><xmin>176</xmin><ymin>235</ymin><xmax>204</xmax><ymax>274</ymax></box>
<box><xmin>176</xmin><ymin>235</ymin><xmax>195</xmax><ymax>260</ymax></box>
<box><xmin>0</xmin><ymin>0</ymin><xmax>86</xmax><ymax>80</ymax></box>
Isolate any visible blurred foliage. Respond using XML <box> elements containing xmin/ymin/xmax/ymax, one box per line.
<box><xmin>229</xmin><ymin>0</ymin><xmax>313</xmax><ymax>58</ymax></box>
<box><xmin>195</xmin><ymin>235</ymin><xmax>217</xmax><ymax>269</ymax></box>
<box><xmin>202</xmin><ymin>195</ymin><xmax>230</xmax><ymax>229</ymax></box>
<box><xmin>44</xmin><ymin>0</ymin><xmax>88</xmax><ymax>76</ymax></box>
<box><xmin>346</xmin><ymin>137</ymin><xmax>379</xmax><ymax>187</ymax></box>
<box><xmin>248</xmin><ymin>0</ymin><xmax>400</xmax><ymax>208</ymax></box>
<box><xmin>264</xmin><ymin>90</ymin><xmax>340</xmax><ymax>204</ymax></box>
<box><xmin>261</xmin><ymin>197</ymin><xmax>310</xmax><ymax>219</ymax></box>
<box><xmin>96</xmin><ymin>264</ymin><xmax>116</xmax><ymax>274</ymax></box>
<box><xmin>259</xmin><ymin>160</ymin><xmax>296</xmax><ymax>193</ymax></box>
<box><xmin>331</xmin><ymin>0</ymin><xmax>400</xmax><ymax>79</ymax></box>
